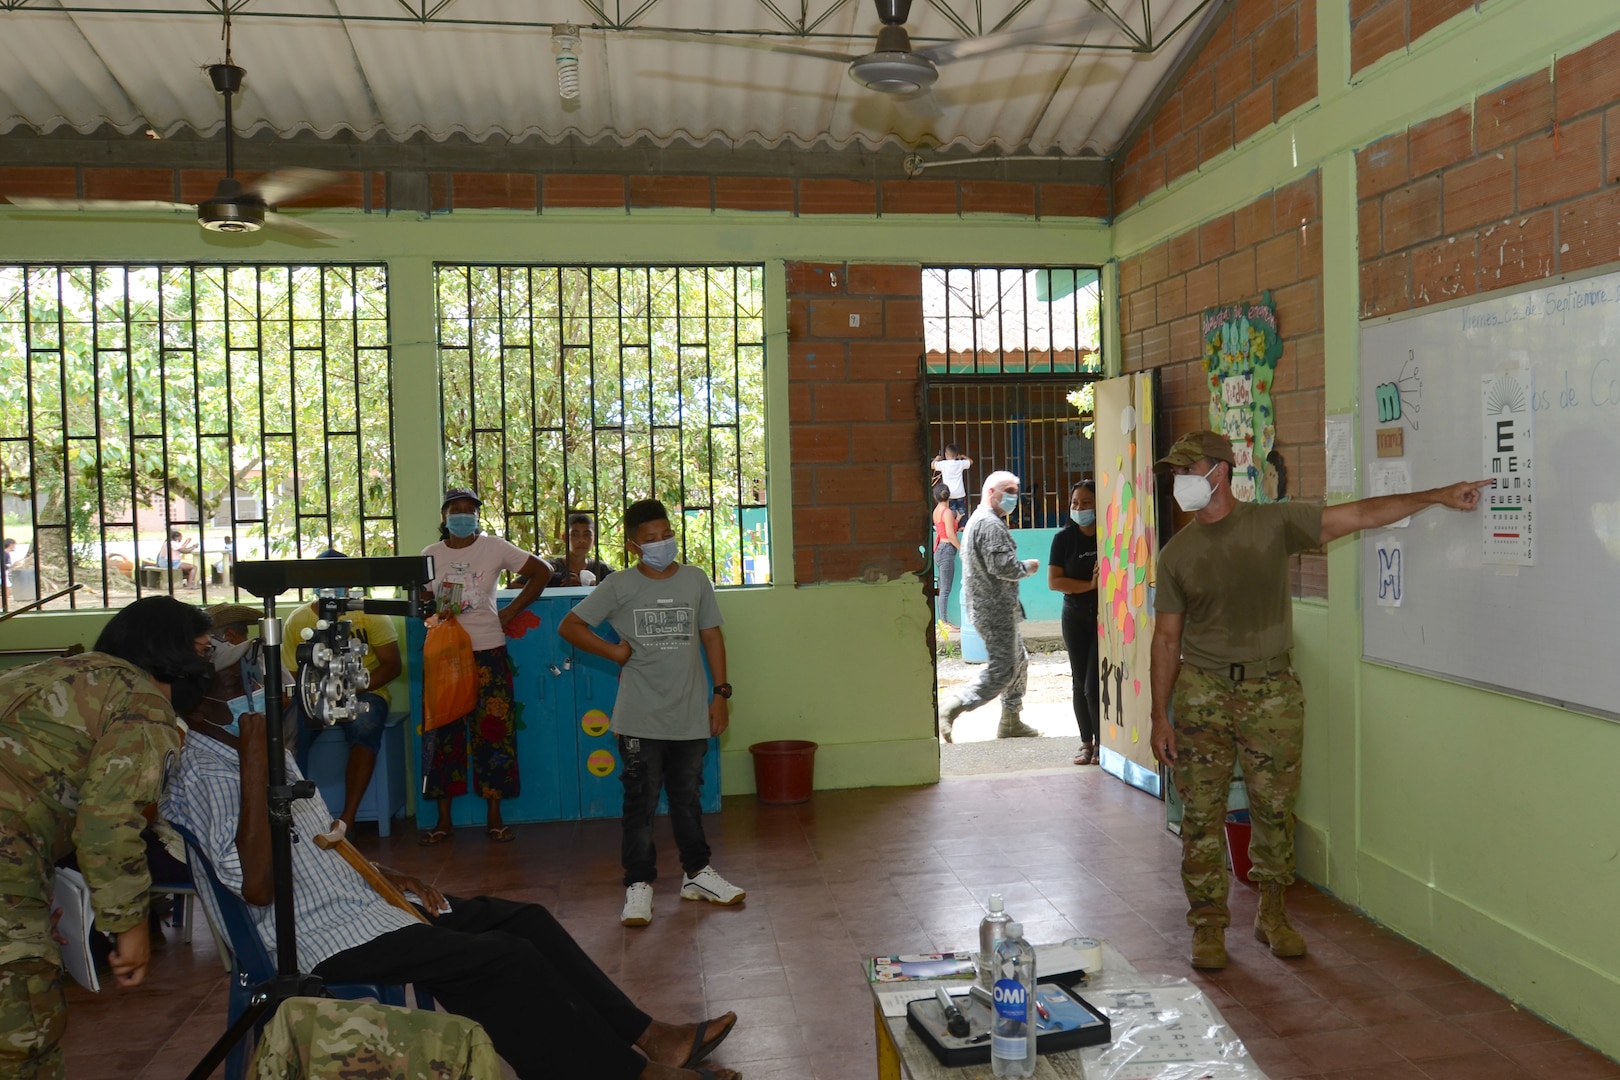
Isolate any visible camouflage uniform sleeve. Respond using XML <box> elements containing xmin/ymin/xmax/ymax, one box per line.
<box><xmin>71</xmin><ymin>702</ymin><xmax>182</xmax><ymax>935</ymax></box>
<box><xmin>976</xmin><ymin>519</ymin><xmax>1029</xmax><ymax>581</ymax></box>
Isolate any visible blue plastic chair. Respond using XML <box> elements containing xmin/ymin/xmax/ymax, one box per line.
<box><xmin>168</xmin><ymin>822</ymin><xmax>434</xmax><ymax>1080</ymax></box>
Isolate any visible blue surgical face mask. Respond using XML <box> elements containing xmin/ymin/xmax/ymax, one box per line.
<box><xmin>1071</xmin><ymin>509</ymin><xmax>1096</xmax><ymax>527</ymax></box>
<box><xmin>998</xmin><ymin>493</ymin><xmax>1019</xmax><ymax>515</ymax></box>
<box><xmin>205</xmin><ymin>688</ymin><xmax>266</xmax><ymax>737</ymax></box>
<box><xmin>637</xmin><ymin>537</ymin><xmax>678</xmax><ymax>571</ymax></box>
<box><xmin>445</xmin><ymin>513</ymin><xmax>479</xmax><ymax>538</ymax></box>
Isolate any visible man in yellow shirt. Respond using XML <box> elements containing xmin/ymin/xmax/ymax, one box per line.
<box><xmin>282</xmin><ymin>550</ymin><xmax>404</xmax><ymax>831</ymax></box>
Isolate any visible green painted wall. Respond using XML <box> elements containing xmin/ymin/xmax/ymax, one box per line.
<box><xmin>1113</xmin><ymin>0</ymin><xmax>1620</xmax><ymax>1056</ymax></box>
<box><xmin>0</xmin><ymin>208</ymin><xmax>1111</xmax><ymax>797</ymax></box>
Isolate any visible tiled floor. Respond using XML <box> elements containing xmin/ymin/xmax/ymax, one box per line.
<box><xmin>62</xmin><ymin>768</ymin><xmax>1618</xmax><ymax>1079</ymax></box>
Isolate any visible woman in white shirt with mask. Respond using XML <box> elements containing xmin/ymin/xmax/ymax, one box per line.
<box><xmin>419</xmin><ymin>488</ymin><xmax>551</xmax><ymax>845</ymax></box>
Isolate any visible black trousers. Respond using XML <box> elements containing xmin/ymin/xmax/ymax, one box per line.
<box><xmin>1061</xmin><ymin>603</ymin><xmax>1101</xmax><ymax>744</ymax></box>
<box><xmin>619</xmin><ymin>734</ymin><xmax>710</xmax><ymax>887</ymax></box>
<box><xmin>312</xmin><ymin>895</ymin><xmax>651</xmax><ymax>1080</ymax></box>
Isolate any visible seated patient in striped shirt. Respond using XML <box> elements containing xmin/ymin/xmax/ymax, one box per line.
<box><xmin>160</xmin><ymin>649</ymin><xmax>741</xmax><ymax>1080</ymax></box>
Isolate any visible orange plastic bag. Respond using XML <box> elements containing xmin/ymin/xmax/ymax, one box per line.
<box><xmin>422</xmin><ymin>616</ymin><xmax>477</xmax><ymax>731</ymax></box>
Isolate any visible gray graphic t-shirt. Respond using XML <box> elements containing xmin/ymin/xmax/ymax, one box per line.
<box><xmin>571</xmin><ymin>563</ymin><xmax>724</xmax><ymax>740</ymax></box>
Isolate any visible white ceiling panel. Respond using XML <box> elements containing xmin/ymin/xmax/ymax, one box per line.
<box><xmin>0</xmin><ymin>0</ymin><xmax>1218</xmax><ymax>156</ymax></box>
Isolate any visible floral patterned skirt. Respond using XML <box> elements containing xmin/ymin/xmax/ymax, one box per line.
<box><xmin>421</xmin><ymin>646</ymin><xmax>519</xmax><ymax>800</ymax></box>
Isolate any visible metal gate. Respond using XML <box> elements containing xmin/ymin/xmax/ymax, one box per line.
<box><xmin>923</xmin><ymin>375</ymin><xmax>1099</xmax><ymax>528</ymax></box>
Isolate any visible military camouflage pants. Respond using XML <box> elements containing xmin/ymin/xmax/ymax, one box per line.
<box><xmin>1171</xmin><ymin>665</ymin><xmax>1305</xmax><ymax>928</ymax></box>
<box><xmin>956</xmin><ymin>618</ymin><xmax>1028</xmax><ymax>714</ymax></box>
<box><xmin>0</xmin><ymin>957</ymin><xmax>66</xmax><ymax>1080</ymax></box>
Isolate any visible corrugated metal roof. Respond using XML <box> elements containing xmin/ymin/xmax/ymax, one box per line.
<box><xmin>0</xmin><ymin>0</ymin><xmax>1212</xmax><ymax>157</ymax></box>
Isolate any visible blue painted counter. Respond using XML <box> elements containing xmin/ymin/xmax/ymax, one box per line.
<box><xmin>406</xmin><ymin>588</ymin><xmax>720</xmax><ymax>828</ymax></box>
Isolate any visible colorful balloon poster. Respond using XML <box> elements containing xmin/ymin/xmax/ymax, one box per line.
<box><xmin>1094</xmin><ymin>373</ymin><xmax>1160</xmax><ymax>790</ymax></box>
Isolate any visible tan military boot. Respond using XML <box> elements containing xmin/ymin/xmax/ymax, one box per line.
<box><xmin>996</xmin><ymin>710</ymin><xmax>1041</xmax><ymax>738</ymax></box>
<box><xmin>1190</xmin><ymin>925</ymin><xmax>1227</xmax><ymax>969</ymax></box>
<box><xmin>1254</xmin><ymin>883</ymin><xmax>1307</xmax><ymax>957</ymax></box>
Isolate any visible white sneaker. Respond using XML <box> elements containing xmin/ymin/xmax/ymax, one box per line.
<box><xmin>621</xmin><ymin>882</ymin><xmax>654</xmax><ymax>926</ymax></box>
<box><xmin>680</xmin><ymin>865</ymin><xmax>746</xmax><ymax>905</ymax></box>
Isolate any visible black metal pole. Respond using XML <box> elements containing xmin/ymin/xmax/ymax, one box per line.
<box><xmin>255</xmin><ymin>604</ymin><xmax>301</xmax><ymax>978</ymax></box>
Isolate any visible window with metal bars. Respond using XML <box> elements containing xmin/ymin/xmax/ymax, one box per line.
<box><xmin>0</xmin><ymin>264</ymin><xmax>395</xmax><ymax>612</ymax></box>
<box><xmin>435</xmin><ymin>265</ymin><xmax>768</xmax><ymax>586</ymax></box>
<box><xmin>923</xmin><ymin>267</ymin><xmax>1102</xmax><ymax>375</ymax></box>
<box><xmin>923</xmin><ymin>266</ymin><xmax>1103</xmax><ymax>527</ymax></box>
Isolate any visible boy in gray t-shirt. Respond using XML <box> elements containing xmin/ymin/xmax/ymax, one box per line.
<box><xmin>561</xmin><ymin>499</ymin><xmax>746</xmax><ymax>927</ymax></box>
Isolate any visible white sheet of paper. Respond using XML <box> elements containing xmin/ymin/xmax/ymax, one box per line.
<box><xmin>1325</xmin><ymin>415</ymin><xmax>1354</xmax><ymax>495</ymax></box>
<box><xmin>1374</xmin><ymin>535</ymin><xmax>1404</xmax><ymax>607</ymax></box>
<box><xmin>1370</xmin><ymin>461</ymin><xmax>1412</xmax><ymax>527</ymax></box>
<box><xmin>50</xmin><ymin>867</ymin><xmax>100</xmax><ymax>992</ymax></box>
<box><xmin>1481</xmin><ymin>364</ymin><xmax>1535</xmax><ymax>565</ymax></box>
<box><xmin>876</xmin><ymin>983</ymin><xmax>973</xmax><ymax>1018</ymax></box>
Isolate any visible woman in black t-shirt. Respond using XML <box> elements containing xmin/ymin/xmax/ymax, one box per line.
<box><xmin>1048</xmin><ymin>480</ymin><xmax>1101</xmax><ymax>765</ymax></box>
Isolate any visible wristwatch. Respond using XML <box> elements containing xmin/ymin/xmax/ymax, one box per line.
<box><xmin>713</xmin><ymin>682</ymin><xmax>733</xmax><ymax>699</ymax></box>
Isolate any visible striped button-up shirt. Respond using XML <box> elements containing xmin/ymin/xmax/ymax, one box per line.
<box><xmin>160</xmin><ymin>733</ymin><xmax>417</xmax><ymax>972</ymax></box>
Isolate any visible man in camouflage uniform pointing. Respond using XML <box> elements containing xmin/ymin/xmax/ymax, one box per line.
<box><xmin>0</xmin><ymin>597</ymin><xmax>214</xmax><ymax>1079</ymax></box>
<box><xmin>1149</xmin><ymin>431</ymin><xmax>1488</xmax><ymax>970</ymax></box>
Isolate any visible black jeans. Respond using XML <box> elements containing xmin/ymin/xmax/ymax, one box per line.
<box><xmin>1061</xmin><ymin>602</ymin><xmax>1101</xmax><ymax>744</ymax></box>
<box><xmin>312</xmin><ymin>895</ymin><xmax>651</xmax><ymax>1080</ymax></box>
<box><xmin>619</xmin><ymin>734</ymin><xmax>710</xmax><ymax>886</ymax></box>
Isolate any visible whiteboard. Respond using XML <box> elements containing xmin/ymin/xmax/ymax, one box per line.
<box><xmin>1359</xmin><ymin>265</ymin><xmax>1620</xmax><ymax>723</ymax></box>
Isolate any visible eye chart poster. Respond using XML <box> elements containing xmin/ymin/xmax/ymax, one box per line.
<box><xmin>1481</xmin><ymin>365</ymin><xmax>1534</xmax><ymax>565</ymax></box>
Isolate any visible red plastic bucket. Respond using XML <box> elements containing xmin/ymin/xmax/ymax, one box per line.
<box><xmin>749</xmin><ymin>740</ymin><xmax>818</xmax><ymax>804</ymax></box>
<box><xmin>1224</xmin><ymin>809</ymin><xmax>1254</xmax><ymax>883</ymax></box>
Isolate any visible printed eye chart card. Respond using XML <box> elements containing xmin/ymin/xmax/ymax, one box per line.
<box><xmin>1481</xmin><ymin>365</ymin><xmax>1534</xmax><ymax>565</ymax></box>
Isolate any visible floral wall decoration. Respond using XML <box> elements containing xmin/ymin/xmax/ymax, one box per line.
<box><xmin>1201</xmin><ymin>292</ymin><xmax>1282</xmax><ymax>503</ymax></box>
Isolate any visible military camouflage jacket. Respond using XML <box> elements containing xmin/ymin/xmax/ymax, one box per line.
<box><xmin>0</xmin><ymin>653</ymin><xmax>181</xmax><ymax>961</ymax></box>
<box><xmin>250</xmin><ymin>997</ymin><xmax>503</xmax><ymax>1080</ymax></box>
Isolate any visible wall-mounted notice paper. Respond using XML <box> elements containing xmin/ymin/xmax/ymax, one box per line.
<box><xmin>1374</xmin><ymin>535</ymin><xmax>1403</xmax><ymax>607</ymax></box>
<box><xmin>1325</xmin><ymin>415</ymin><xmax>1354</xmax><ymax>496</ymax></box>
<box><xmin>1370</xmin><ymin>461</ymin><xmax>1412</xmax><ymax>527</ymax></box>
<box><xmin>1481</xmin><ymin>365</ymin><xmax>1535</xmax><ymax>566</ymax></box>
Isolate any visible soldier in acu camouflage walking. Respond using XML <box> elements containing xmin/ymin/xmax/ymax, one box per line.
<box><xmin>0</xmin><ymin>597</ymin><xmax>214</xmax><ymax>1079</ymax></box>
<box><xmin>1149</xmin><ymin>431</ymin><xmax>1489</xmax><ymax>971</ymax></box>
<box><xmin>939</xmin><ymin>470</ymin><xmax>1044</xmax><ymax>742</ymax></box>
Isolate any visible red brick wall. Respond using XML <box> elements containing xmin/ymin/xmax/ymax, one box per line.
<box><xmin>1351</xmin><ymin>0</ymin><xmax>1477</xmax><ymax>75</ymax></box>
<box><xmin>0</xmin><ymin>167</ymin><xmax>1109</xmax><ymax>220</ymax></box>
<box><xmin>1118</xmin><ymin>172</ymin><xmax>1327</xmax><ymax>596</ymax></box>
<box><xmin>1358</xmin><ymin>31</ymin><xmax>1620</xmax><ymax>317</ymax></box>
<box><xmin>787</xmin><ymin>263</ymin><xmax>927</xmax><ymax>584</ymax></box>
<box><xmin>1114</xmin><ymin>0</ymin><xmax>1318</xmax><ymax>213</ymax></box>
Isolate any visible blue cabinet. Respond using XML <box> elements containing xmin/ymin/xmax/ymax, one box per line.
<box><xmin>406</xmin><ymin>590</ymin><xmax>719</xmax><ymax>827</ymax></box>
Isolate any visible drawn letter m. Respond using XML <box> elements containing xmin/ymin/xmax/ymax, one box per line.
<box><xmin>1376</xmin><ymin>382</ymin><xmax>1402</xmax><ymax>423</ymax></box>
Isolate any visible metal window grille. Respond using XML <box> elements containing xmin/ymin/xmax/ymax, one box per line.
<box><xmin>923</xmin><ymin>267</ymin><xmax>1102</xmax><ymax>375</ymax></box>
<box><xmin>0</xmin><ymin>263</ymin><xmax>395</xmax><ymax>612</ymax></box>
<box><xmin>435</xmin><ymin>264</ymin><xmax>768</xmax><ymax>586</ymax></box>
<box><xmin>922</xmin><ymin>266</ymin><xmax>1103</xmax><ymax>527</ymax></box>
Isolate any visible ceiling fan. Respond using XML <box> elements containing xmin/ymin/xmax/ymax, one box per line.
<box><xmin>658</xmin><ymin>0</ymin><xmax>1111</xmax><ymax>116</ymax></box>
<box><xmin>5</xmin><ymin>33</ymin><xmax>343</xmax><ymax>240</ymax></box>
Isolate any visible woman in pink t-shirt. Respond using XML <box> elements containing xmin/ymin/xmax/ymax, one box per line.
<box><xmin>419</xmin><ymin>487</ymin><xmax>551</xmax><ymax>844</ymax></box>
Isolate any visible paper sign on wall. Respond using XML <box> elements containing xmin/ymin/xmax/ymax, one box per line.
<box><xmin>1370</xmin><ymin>461</ymin><xmax>1412</xmax><ymax>527</ymax></box>
<box><xmin>1325</xmin><ymin>415</ymin><xmax>1354</xmax><ymax>496</ymax></box>
<box><xmin>1481</xmin><ymin>365</ymin><xmax>1534</xmax><ymax>565</ymax></box>
<box><xmin>1374</xmin><ymin>535</ymin><xmax>1403</xmax><ymax>607</ymax></box>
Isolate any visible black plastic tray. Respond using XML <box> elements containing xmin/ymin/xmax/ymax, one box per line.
<box><xmin>905</xmin><ymin>983</ymin><xmax>1111</xmax><ymax>1067</ymax></box>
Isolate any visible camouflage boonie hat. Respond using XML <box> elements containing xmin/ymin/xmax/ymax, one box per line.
<box><xmin>203</xmin><ymin>602</ymin><xmax>264</xmax><ymax>628</ymax></box>
<box><xmin>1155</xmin><ymin>430</ymin><xmax>1236</xmax><ymax>474</ymax></box>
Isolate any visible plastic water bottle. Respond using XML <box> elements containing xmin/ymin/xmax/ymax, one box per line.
<box><xmin>991</xmin><ymin>922</ymin><xmax>1037</xmax><ymax>1077</ymax></box>
<box><xmin>978</xmin><ymin>893</ymin><xmax>1012</xmax><ymax>991</ymax></box>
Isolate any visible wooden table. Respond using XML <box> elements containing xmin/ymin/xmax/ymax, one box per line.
<box><xmin>868</xmin><ymin>941</ymin><xmax>1136</xmax><ymax>1080</ymax></box>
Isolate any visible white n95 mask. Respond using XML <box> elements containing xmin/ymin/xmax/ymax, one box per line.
<box><xmin>1173</xmin><ymin>463</ymin><xmax>1220</xmax><ymax>512</ymax></box>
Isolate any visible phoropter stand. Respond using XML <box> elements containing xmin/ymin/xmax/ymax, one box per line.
<box><xmin>186</xmin><ymin>555</ymin><xmax>435</xmax><ymax>1080</ymax></box>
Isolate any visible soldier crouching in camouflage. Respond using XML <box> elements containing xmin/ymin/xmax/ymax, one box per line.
<box><xmin>939</xmin><ymin>470</ymin><xmax>1044</xmax><ymax>742</ymax></box>
<box><xmin>0</xmin><ymin>597</ymin><xmax>214</xmax><ymax>1079</ymax></box>
<box><xmin>1149</xmin><ymin>431</ymin><xmax>1488</xmax><ymax>970</ymax></box>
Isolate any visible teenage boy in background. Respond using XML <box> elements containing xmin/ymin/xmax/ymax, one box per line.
<box><xmin>559</xmin><ymin>499</ymin><xmax>745</xmax><ymax>928</ymax></box>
